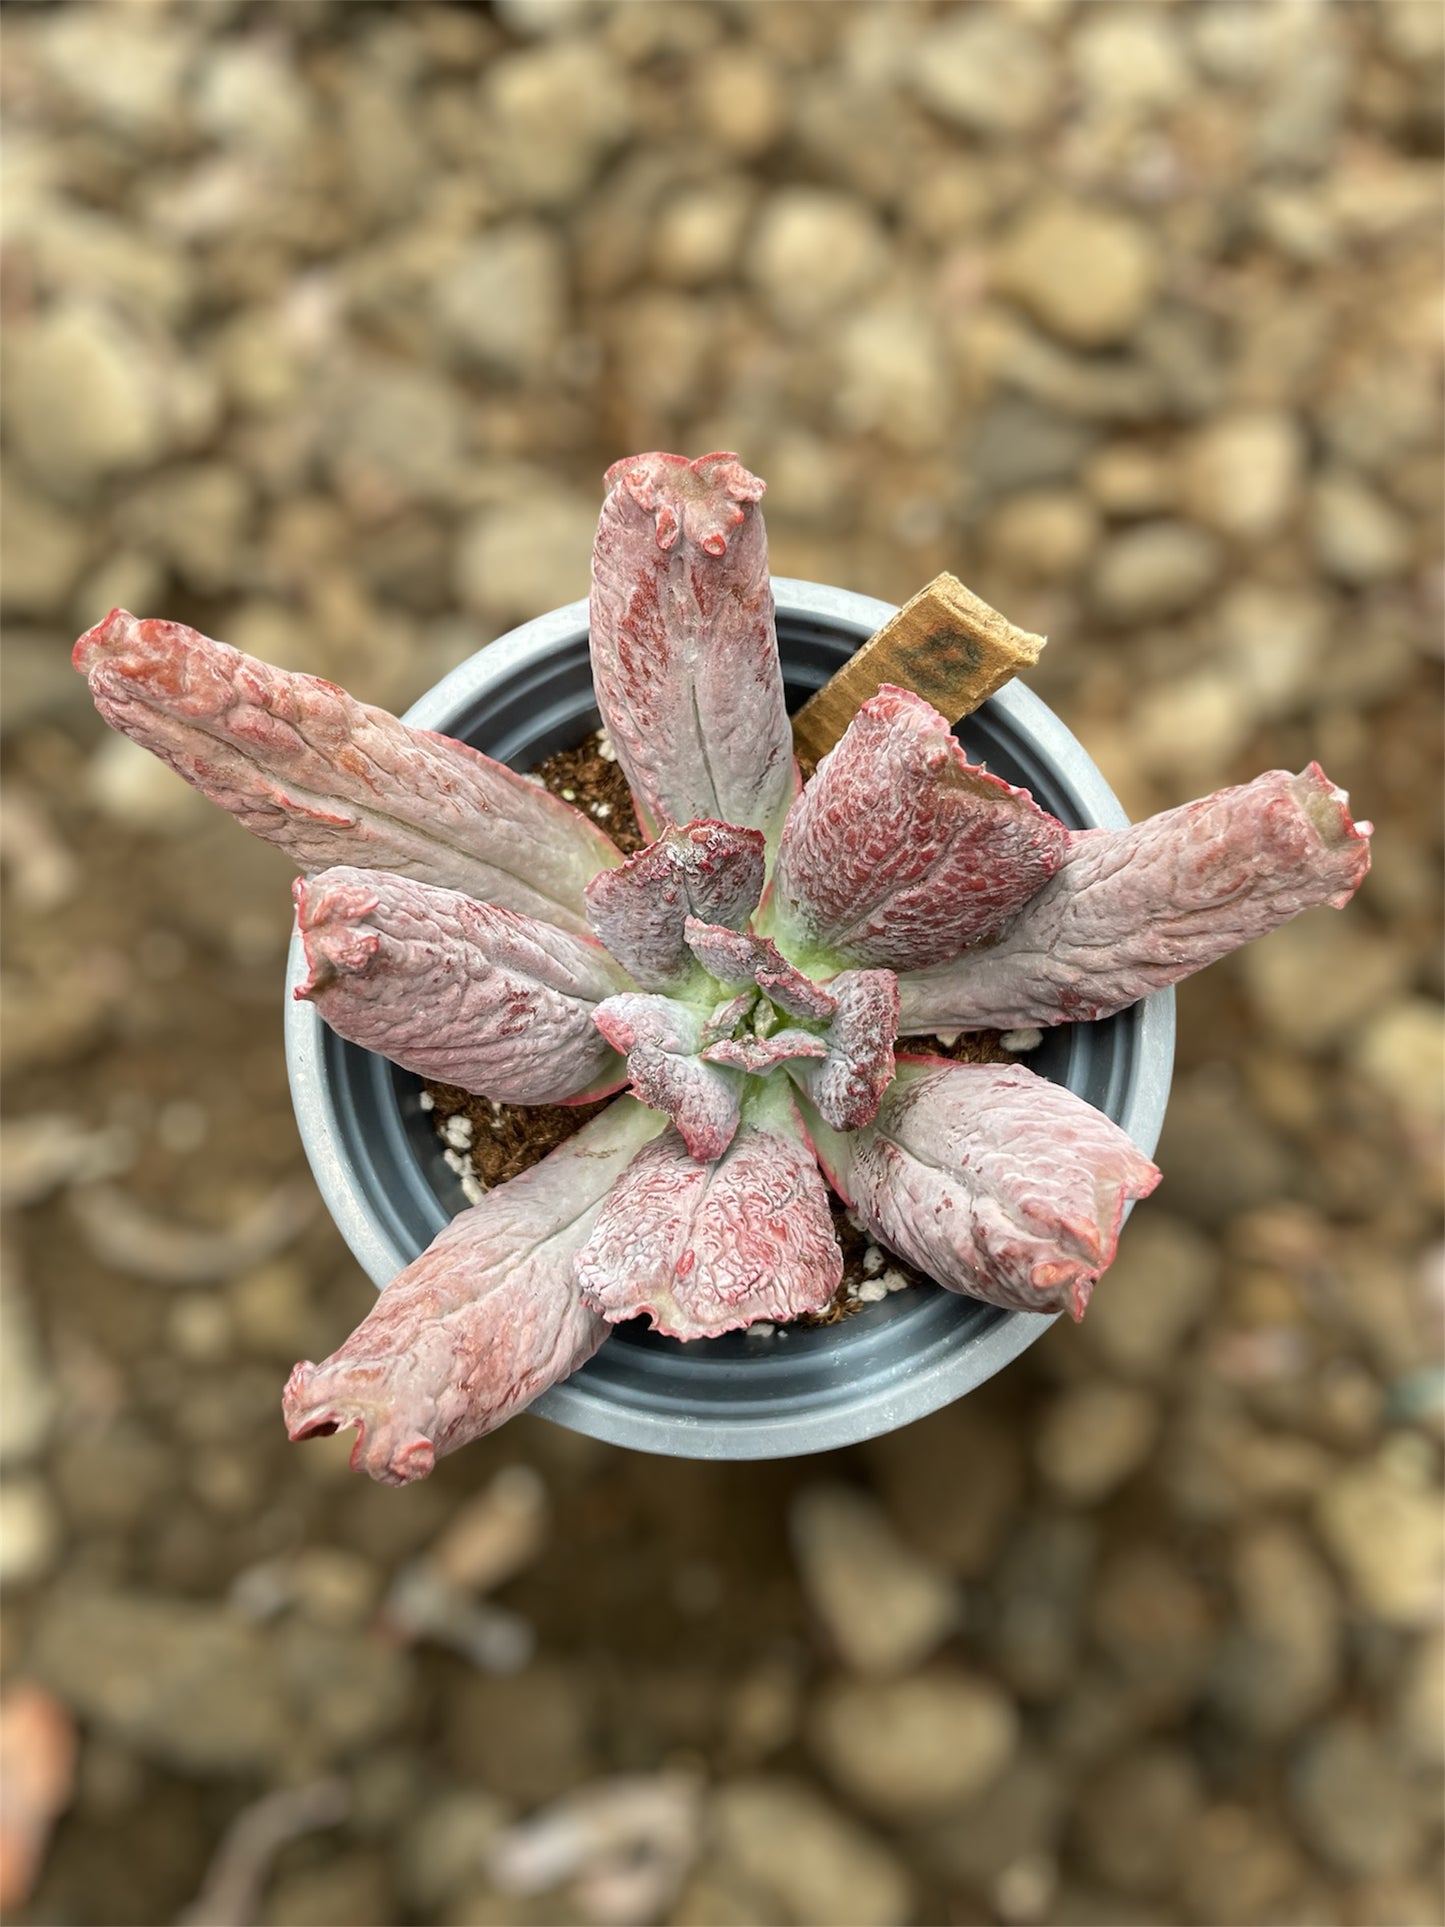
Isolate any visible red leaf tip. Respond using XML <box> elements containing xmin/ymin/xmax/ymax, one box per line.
<box><xmin>603</xmin><ymin>451</ymin><xmax>766</xmax><ymax>557</ymax></box>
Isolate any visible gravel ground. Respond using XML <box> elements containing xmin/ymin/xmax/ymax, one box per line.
<box><xmin>1</xmin><ymin>3</ymin><xmax>1441</xmax><ymax>1924</ymax></box>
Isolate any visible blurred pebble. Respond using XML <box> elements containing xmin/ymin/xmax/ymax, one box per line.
<box><xmin>433</xmin><ymin>224</ymin><xmax>568</xmax><ymax>379</ymax></box>
<box><xmin>1034</xmin><ymin>1382</ymin><xmax>1159</xmax><ymax>1504</ymax></box>
<box><xmin>428</xmin><ymin>1464</ymin><xmax>550</xmax><ymax>1595</ymax></box>
<box><xmin>478</xmin><ymin>39</ymin><xmax>631</xmax><ymax>209</ymax></box>
<box><xmin>809</xmin><ymin>1670</ymin><xmax>1018</xmax><ymax>1818</ymax></box>
<box><xmin>1089</xmin><ymin>520</ymin><xmax>1222</xmax><ymax>622</ymax></box>
<box><xmin>1289</xmin><ymin>1717</ymin><xmax>1428</xmax><ymax>1879</ymax></box>
<box><xmin>909</xmin><ymin>11</ymin><xmax>1053</xmax><ymax>137</ymax></box>
<box><xmin>1075</xmin><ymin>1745</ymin><xmax>1203</xmax><ymax>1898</ymax></box>
<box><xmin>996</xmin><ymin>200</ymin><xmax>1158</xmax><ymax>349</ymax></box>
<box><xmin>1180</xmin><ymin>410</ymin><xmax>1305</xmax><ymax>541</ymax></box>
<box><xmin>789</xmin><ymin>1482</ymin><xmax>958</xmax><ymax>1677</ymax></box>
<box><xmin>1208</xmin><ymin>1521</ymin><xmax>1341</xmax><ymax>1738</ymax></box>
<box><xmin>0</xmin><ymin>1477</ymin><xmax>61</xmax><ymax>1587</ymax></box>
<box><xmin>747</xmin><ymin>189</ymin><xmax>887</xmax><ymax>334</ymax></box>
<box><xmin>455</xmin><ymin>494</ymin><xmax>597</xmax><ymax>626</ymax></box>
<box><xmin>1238</xmin><ymin>911</ymin><xmax>1412</xmax><ymax>1052</ymax></box>
<box><xmin>706</xmin><ymin>1777</ymin><xmax>913</xmax><ymax>1927</ymax></box>
<box><xmin>1314</xmin><ymin>1444</ymin><xmax>1445</xmax><ymax>1628</ymax></box>
<box><xmin>1312</xmin><ymin>468</ymin><xmax>1414</xmax><ymax>584</ymax></box>
<box><xmin>397</xmin><ymin>1788</ymin><xmax>512</xmax><ymax>1914</ymax></box>
<box><xmin>1081</xmin><ymin>1210</ymin><xmax>1216</xmax><ymax>1379</ymax></box>
<box><xmin>1349</xmin><ymin>998</ymin><xmax>1445</xmax><ymax>1122</ymax></box>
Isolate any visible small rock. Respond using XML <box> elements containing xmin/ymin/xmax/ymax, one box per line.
<box><xmin>831</xmin><ymin>298</ymin><xmax>954</xmax><ymax>453</ymax></box>
<box><xmin>479</xmin><ymin>39</ymin><xmax>631</xmax><ymax>208</ymax></box>
<box><xmin>1127</xmin><ymin>668</ymin><xmax>1254</xmax><ymax>787</ymax></box>
<box><xmin>1089</xmin><ymin>520</ymin><xmax>1222</xmax><ymax>622</ymax></box>
<box><xmin>1034</xmin><ymin>1381</ymin><xmax>1159</xmax><ymax>1504</ymax></box>
<box><xmin>1084</xmin><ymin>441</ymin><xmax>1177</xmax><ymax>516</ymax></box>
<box><xmin>908</xmin><ymin>1750</ymin><xmax>1064</xmax><ymax>1897</ymax></box>
<box><xmin>325</xmin><ymin>360</ymin><xmax>470</xmax><ymax>511</ymax></box>
<box><xmin>261</xmin><ymin>1851</ymin><xmax>394</xmax><ymax>1927</ymax></box>
<box><xmin>1238</xmin><ymin>912</ymin><xmax>1412</xmax><ymax>1053</ymax></box>
<box><xmin>121</xmin><ymin>461</ymin><xmax>252</xmax><ymax>594</ymax></box>
<box><xmin>1180</xmin><ymin>410</ymin><xmax>1305</xmax><ymax>541</ymax></box>
<box><xmin>989</xmin><ymin>1514</ymin><xmax>1097</xmax><ymax>1701</ymax></box>
<box><xmin>709</xmin><ymin>1777</ymin><xmax>913</xmax><ymax>1927</ymax></box>
<box><xmin>454</xmin><ymin>494</ymin><xmax>597</xmax><ymax>627</ymax></box>
<box><xmin>1076</xmin><ymin>1744</ymin><xmax>1203</xmax><ymax>1897</ymax></box>
<box><xmin>1081</xmin><ymin>1210</ymin><xmax>1216</xmax><ymax>1379</ymax></box>
<box><xmin>691</xmin><ymin>44</ymin><xmax>785</xmax><ymax>158</ymax></box>
<box><xmin>397</xmin><ymin>1789</ymin><xmax>512</xmax><ymax>1914</ymax></box>
<box><xmin>445</xmin><ymin>1663</ymin><xmax>592</xmax><ymax>1804</ymax></box>
<box><xmin>983</xmin><ymin>488</ymin><xmax>1100</xmax><ymax>581</ymax></box>
<box><xmin>1154</xmin><ymin>1066</ymin><xmax>1297</xmax><ymax>1227</ymax></box>
<box><xmin>86</xmin><ymin>734</ymin><xmax>210</xmax><ymax>833</ymax></box>
<box><xmin>39</xmin><ymin>4</ymin><xmax>196</xmax><ymax>137</ymax></box>
<box><xmin>863</xmin><ymin>1397</ymin><xmax>1025</xmax><ymax>1579</ymax></box>
<box><xmin>1072</xmin><ymin>10</ymin><xmax>1188</xmax><ymax>116</ymax></box>
<box><xmin>1180</xmin><ymin>1803</ymin><xmax>1305</xmax><ymax>1927</ymax></box>
<box><xmin>27</xmin><ymin>1588</ymin><xmax>409</xmax><ymax>1775</ymax></box>
<box><xmin>0</xmin><ymin>1253</ymin><xmax>54</xmax><ymax>1466</ymax></box>
<box><xmin>1312</xmin><ymin>468</ymin><xmax>1413</xmax><ymax>584</ymax></box>
<box><xmin>910</xmin><ymin>12</ymin><xmax>1053</xmax><ymax>136</ymax></box>
<box><xmin>1090</xmin><ymin>1544</ymin><xmax>1215</xmax><ymax>1719</ymax></box>
<box><xmin>1290</xmin><ymin>1718</ymin><xmax>1427</xmax><ymax>1879</ymax></box>
<box><xmin>997</xmin><ymin>200</ymin><xmax>1158</xmax><ymax>349</ymax></box>
<box><xmin>0</xmin><ymin>1476</ymin><xmax>60</xmax><ymax>1587</ymax></box>
<box><xmin>427</xmin><ymin>1463</ymin><xmax>550</xmax><ymax>1594</ymax></box>
<box><xmin>1214</xmin><ymin>582</ymin><xmax>1327</xmax><ymax>720</ymax></box>
<box><xmin>1392</xmin><ymin>1631</ymin><xmax>1445</xmax><ymax>1771</ymax></box>
<box><xmin>194</xmin><ymin>36</ymin><xmax>311</xmax><ymax>160</ymax></box>
<box><xmin>1209</xmin><ymin>1522</ymin><xmax>1341</xmax><ymax>1737</ymax></box>
<box><xmin>0</xmin><ymin>471</ymin><xmax>88</xmax><ymax>616</ymax></box>
<box><xmin>4</xmin><ymin>302</ymin><xmax>169</xmax><ymax>494</ymax></box>
<box><xmin>433</xmin><ymin>223</ymin><xmax>568</xmax><ymax>378</ymax></box>
<box><xmin>789</xmin><ymin>1483</ymin><xmax>958</xmax><ymax>1677</ymax></box>
<box><xmin>1349</xmin><ymin>998</ymin><xmax>1445</xmax><ymax>1122</ymax></box>
<box><xmin>809</xmin><ymin>1670</ymin><xmax>1018</xmax><ymax>1819</ymax></box>
<box><xmin>651</xmin><ymin>179</ymin><xmax>753</xmax><ymax>287</ymax></box>
<box><xmin>747</xmin><ymin>190</ymin><xmax>888</xmax><ymax>335</ymax></box>
<box><xmin>1315</xmin><ymin>1444</ymin><xmax>1445</xmax><ymax>1628</ymax></box>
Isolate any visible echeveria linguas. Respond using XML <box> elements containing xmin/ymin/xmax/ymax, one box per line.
<box><xmin>74</xmin><ymin>449</ymin><xmax>1374</xmax><ymax>1483</ymax></box>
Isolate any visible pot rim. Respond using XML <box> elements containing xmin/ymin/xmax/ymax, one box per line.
<box><xmin>285</xmin><ymin>579</ymin><xmax>1175</xmax><ymax>1459</ymax></box>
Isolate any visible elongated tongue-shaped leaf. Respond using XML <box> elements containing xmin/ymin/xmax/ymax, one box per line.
<box><xmin>73</xmin><ymin>610</ymin><xmax>619</xmax><ymax>935</ymax></box>
<box><xmin>584</xmin><ymin>820</ymin><xmax>765</xmax><ymax>990</ymax></box>
<box><xmin>896</xmin><ymin>765</ymin><xmax>1374</xmax><ymax>1034</ymax></box>
<box><xmin>589</xmin><ymin>453</ymin><xmax>795</xmax><ymax>851</ymax></box>
<box><xmin>683</xmin><ymin>919</ymin><xmax>837</xmax><ymax>1020</ymax></box>
<box><xmin>592</xmin><ymin>993</ymin><xmax>743</xmax><ymax>1160</ymax></box>
<box><xmin>788</xmin><ymin>969</ymin><xmax>899</xmax><ymax>1131</ymax></box>
<box><xmin>574</xmin><ymin>1082</ymin><xmax>841</xmax><ymax>1339</ymax></box>
<box><xmin>770</xmin><ymin>685</ymin><xmax>1069</xmax><ymax>970</ymax></box>
<box><xmin>294</xmin><ymin>868</ymin><xmax>632</xmax><ymax>1105</ymax></box>
<box><xmin>282</xmin><ymin>1100</ymin><xmax>665</xmax><ymax>1484</ymax></box>
<box><xmin>807</xmin><ymin>1059</ymin><xmax>1159</xmax><ymax>1321</ymax></box>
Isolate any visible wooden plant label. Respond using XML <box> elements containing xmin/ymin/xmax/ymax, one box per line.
<box><xmin>790</xmin><ymin>572</ymin><xmax>1046</xmax><ymax>764</ymax></box>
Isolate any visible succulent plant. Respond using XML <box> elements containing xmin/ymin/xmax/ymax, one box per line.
<box><xmin>73</xmin><ymin>450</ymin><xmax>1372</xmax><ymax>1484</ymax></box>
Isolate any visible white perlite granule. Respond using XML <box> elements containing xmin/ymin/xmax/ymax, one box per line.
<box><xmin>861</xmin><ymin>1244</ymin><xmax>886</xmax><ymax>1276</ymax></box>
<box><xmin>442</xmin><ymin>1113</ymin><xmax>473</xmax><ymax>1150</ymax></box>
<box><xmin>1002</xmin><ymin>1027</ymin><xmax>1044</xmax><ymax>1052</ymax></box>
<box><xmin>460</xmin><ymin>1171</ymin><xmax>486</xmax><ymax>1206</ymax></box>
<box><xmin>418</xmin><ymin>1090</ymin><xmax>434</xmax><ymax>1112</ymax></box>
<box><xmin>856</xmin><ymin>1276</ymin><xmax>888</xmax><ymax>1303</ymax></box>
<box><xmin>596</xmin><ymin>728</ymin><xmax>617</xmax><ymax>762</ymax></box>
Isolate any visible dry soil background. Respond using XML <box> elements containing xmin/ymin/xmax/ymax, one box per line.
<box><xmin>1</xmin><ymin>3</ymin><xmax>1442</xmax><ymax>1924</ymax></box>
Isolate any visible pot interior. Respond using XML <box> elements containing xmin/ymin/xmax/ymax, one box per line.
<box><xmin>291</xmin><ymin>588</ymin><xmax>1172</xmax><ymax>1458</ymax></box>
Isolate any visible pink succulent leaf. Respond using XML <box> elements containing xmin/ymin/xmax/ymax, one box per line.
<box><xmin>294</xmin><ymin>868</ymin><xmax>632</xmax><ymax>1105</ymax></box>
<box><xmin>73</xmin><ymin>609</ymin><xmax>619</xmax><ymax>936</ymax></box>
<box><xmin>769</xmin><ymin>685</ymin><xmax>1070</xmax><ymax>970</ymax></box>
<box><xmin>282</xmin><ymin>1099</ymin><xmax>665</xmax><ymax>1484</ymax></box>
<box><xmin>896</xmin><ymin>765</ymin><xmax>1375</xmax><ymax>1034</ymax></box>
<box><xmin>805</xmin><ymin>1058</ymin><xmax>1159</xmax><ymax>1323</ymax></box>
<box><xmin>592</xmin><ymin>993</ymin><xmax>743</xmax><ymax>1161</ymax></box>
<box><xmin>583</xmin><ymin>820</ymin><xmax>767</xmax><ymax>990</ymax></box>
<box><xmin>788</xmin><ymin>969</ymin><xmax>900</xmax><ymax>1132</ymax></box>
<box><xmin>589</xmin><ymin>453</ymin><xmax>795</xmax><ymax>850</ymax></box>
<box><xmin>574</xmin><ymin>1082</ymin><xmax>842</xmax><ymax>1339</ymax></box>
<box><xmin>682</xmin><ymin>918</ymin><xmax>838</xmax><ymax>1021</ymax></box>
<box><xmin>700</xmin><ymin>990</ymin><xmax>760</xmax><ymax>1045</ymax></box>
<box><xmin>700</xmin><ymin>1030</ymin><xmax>828</xmax><ymax>1074</ymax></box>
